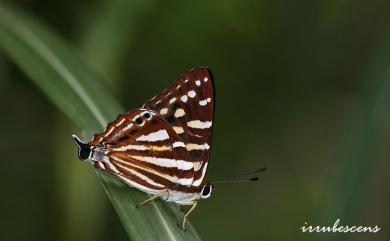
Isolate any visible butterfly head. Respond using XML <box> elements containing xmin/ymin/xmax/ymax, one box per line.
<box><xmin>200</xmin><ymin>183</ymin><xmax>213</xmax><ymax>199</ymax></box>
<box><xmin>72</xmin><ymin>134</ymin><xmax>92</xmax><ymax>160</ymax></box>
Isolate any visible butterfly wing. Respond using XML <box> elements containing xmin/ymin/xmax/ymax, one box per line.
<box><xmin>89</xmin><ymin>109</ymin><xmax>195</xmax><ymax>192</ymax></box>
<box><xmin>143</xmin><ymin>67</ymin><xmax>215</xmax><ymax>186</ymax></box>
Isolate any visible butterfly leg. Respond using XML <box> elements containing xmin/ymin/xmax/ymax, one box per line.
<box><xmin>181</xmin><ymin>202</ymin><xmax>198</xmax><ymax>231</ymax></box>
<box><xmin>135</xmin><ymin>189</ymin><xmax>168</xmax><ymax>209</ymax></box>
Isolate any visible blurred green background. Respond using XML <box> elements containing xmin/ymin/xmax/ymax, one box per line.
<box><xmin>1</xmin><ymin>0</ymin><xmax>389</xmax><ymax>241</ymax></box>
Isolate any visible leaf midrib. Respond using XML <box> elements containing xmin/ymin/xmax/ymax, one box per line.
<box><xmin>0</xmin><ymin>7</ymin><xmax>107</xmax><ymax>126</ymax></box>
<box><xmin>0</xmin><ymin>7</ymin><xmax>183</xmax><ymax>240</ymax></box>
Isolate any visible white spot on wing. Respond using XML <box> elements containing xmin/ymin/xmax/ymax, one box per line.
<box><xmin>178</xmin><ymin>178</ymin><xmax>193</xmax><ymax>186</ymax></box>
<box><xmin>193</xmin><ymin>161</ymin><xmax>203</xmax><ymax>171</ymax></box>
<box><xmin>199</xmin><ymin>97</ymin><xmax>212</xmax><ymax>106</ymax></box>
<box><xmin>173</xmin><ymin>141</ymin><xmax>185</xmax><ymax>148</ymax></box>
<box><xmin>174</xmin><ymin>108</ymin><xmax>185</xmax><ymax>118</ymax></box>
<box><xmin>185</xmin><ymin>79</ymin><xmax>189</xmax><ymax>83</ymax></box>
<box><xmin>204</xmin><ymin>77</ymin><xmax>208</xmax><ymax>82</ymax></box>
<box><xmin>136</xmin><ymin>129</ymin><xmax>169</xmax><ymax>142</ymax></box>
<box><xmin>188</xmin><ymin>90</ymin><xmax>196</xmax><ymax>98</ymax></box>
<box><xmin>116</xmin><ymin>145</ymin><xmax>171</xmax><ymax>152</ymax></box>
<box><xmin>192</xmin><ymin>162</ymin><xmax>208</xmax><ymax>186</ymax></box>
<box><xmin>199</xmin><ymin>99</ymin><xmax>208</xmax><ymax>106</ymax></box>
<box><xmin>113</xmin><ymin>145</ymin><xmax>148</xmax><ymax>151</ymax></box>
<box><xmin>98</xmin><ymin>162</ymin><xmax>105</xmax><ymax>169</ymax></box>
<box><xmin>180</xmin><ymin>95</ymin><xmax>188</xmax><ymax>103</ymax></box>
<box><xmin>104</xmin><ymin>126</ymin><xmax>115</xmax><ymax>137</ymax></box>
<box><xmin>195</xmin><ymin>80</ymin><xmax>201</xmax><ymax>86</ymax></box>
<box><xmin>173</xmin><ymin>126</ymin><xmax>184</xmax><ymax>134</ymax></box>
<box><xmin>169</xmin><ymin>97</ymin><xmax>176</xmax><ymax>104</ymax></box>
<box><xmin>149</xmin><ymin>145</ymin><xmax>172</xmax><ymax>151</ymax></box>
<box><xmin>186</xmin><ymin>143</ymin><xmax>210</xmax><ymax>151</ymax></box>
<box><xmin>115</xmin><ymin>118</ymin><xmax>126</xmax><ymax>127</ymax></box>
<box><xmin>123</xmin><ymin>123</ymin><xmax>133</xmax><ymax>131</ymax></box>
<box><xmin>160</xmin><ymin>108</ymin><xmax>168</xmax><ymax>115</ymax></box>
<box><xmin>129</xmin><ymin>155</ymin><xmax>193</xmax><ymax>170</ymax></box>
<box><xmin>106</xmin><ymin>160</ymin><xmax>120</xmax><ymax>174</ymax></box>
<box><xmin>187</xmin><ymin>120</ymin><xmax>212</xmax><ymax>129</ymax></box>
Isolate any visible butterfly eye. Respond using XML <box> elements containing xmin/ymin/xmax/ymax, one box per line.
<box><xmin>143</xmin><ymin>112</ymin><xmax>151</xmax><ymax>120</ymax></box>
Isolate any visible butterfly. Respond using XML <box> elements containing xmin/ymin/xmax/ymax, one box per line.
<box><xmin>72</xmin><ymin>67</ymin><xmax>264</xmax><ymax>230</ymax></box>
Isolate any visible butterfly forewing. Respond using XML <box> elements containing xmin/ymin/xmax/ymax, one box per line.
<box><xmin>143</xmin><ymin>67</ymin><xmax>215</xmax><ymax>186</ymax></box>
<box><xmin>89</xmin><ymin>109</ymin><xmax>195</xmax><ymax>192</ymax></box>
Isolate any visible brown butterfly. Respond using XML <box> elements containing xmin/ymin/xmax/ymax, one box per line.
<box><xmin>72</xmin><ymin>67</ymin><xmax>264</xmax><ymax>230</ymax></box>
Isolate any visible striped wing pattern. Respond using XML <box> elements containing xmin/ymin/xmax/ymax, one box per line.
<box><xmin>90</xmin><ymin>109</ymin><xmax>195</xmax><ymax>193</ymax></box>
<box><xmin>88</xmin><ymin>67</ymin><xmax>214</xmax><ymax>194</ymax></box>
<box><xmin>143</xmin><ymin>67</ymin><xmax>215</xmax><ymax>186</ymax></box>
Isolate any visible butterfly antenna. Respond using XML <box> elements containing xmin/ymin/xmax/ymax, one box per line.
<box><xmin>210</xmin><ymin>167</ymin><xmax>267</xmax><ymax>185</ymax></box>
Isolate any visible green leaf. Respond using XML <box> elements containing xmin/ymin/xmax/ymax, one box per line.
<box><xmin>0</xmin><ymin>5</ymin><xmax>202</xmax><ymax>241</ymax></box>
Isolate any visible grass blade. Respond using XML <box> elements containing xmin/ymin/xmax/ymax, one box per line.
<box><xmin>0</xmin><ymin>5</ymin><xmax>201</xmax><ymax>241</ymax></box>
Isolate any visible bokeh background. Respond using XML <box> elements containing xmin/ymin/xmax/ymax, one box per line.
<box><xmin>1</xmin><ymin>0</ymin><xmax>389</xmax><ymax>241</ymax></box>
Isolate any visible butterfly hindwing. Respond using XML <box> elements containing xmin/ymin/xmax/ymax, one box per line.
<box><xmin>143</xmin><ymin>67</ymin><xmax>215</xmax><ymax>186</ymax></box>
